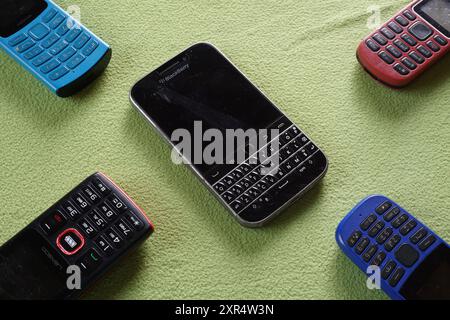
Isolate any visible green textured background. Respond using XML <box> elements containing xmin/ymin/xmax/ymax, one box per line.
<box><xmin>0</xmin><ymin>0</ymin><xmax>449</xmax><ymax>300</ymax></box>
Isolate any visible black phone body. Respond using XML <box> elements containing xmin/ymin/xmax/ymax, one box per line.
<box><xmin>130</xmin><ymin>43</ymin><xmax>328</xmax><ymax>227</ymax></box>
<box><xmin>0</xmin><ymin>173</ymin><xmax>153</xmax><ymax>300</ymax></box>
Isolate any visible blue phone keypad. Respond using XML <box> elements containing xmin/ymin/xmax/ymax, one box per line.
<box><xmin>347</xmin><ymin>199</ymin><xmax>438</xmax><ymax>288</ymax></box>
<box><xmin>7</xmin><ymin>10</ymin><xmax>100</xmax><ymax>82</ymax></box>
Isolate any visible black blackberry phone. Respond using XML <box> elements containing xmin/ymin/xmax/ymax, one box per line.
<box><xmin>130</xmin><ymin>43</ymin><xmax>328</xmax><ymax>227</ymax></box>
<box><xmin>0</xmin><ymin>172</ymin><xmax>154</xmax><ymax>300</ymax></box>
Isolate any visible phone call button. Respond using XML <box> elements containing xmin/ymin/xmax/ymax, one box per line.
<box><xmin>56</xmin><ymin>228</ymin><xmax>85</xmax><ymax>255</ymax></box>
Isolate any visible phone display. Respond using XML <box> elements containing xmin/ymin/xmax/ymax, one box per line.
<box><xmin>416</xmin><ymin>0</ymin><xmax>450</xmax><ymax>37</ymax></box>
<box><xmin>0</xmin><ymin>0</ymin><xmax>48</xmax><ymax>37</ymax></box>
<box><xmin>131</xmin><ymin>43</ymin><xmax>328</xmax><ymax>227</ymax></box>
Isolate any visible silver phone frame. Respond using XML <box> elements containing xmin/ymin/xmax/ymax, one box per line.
<box><xmin>129</xmin><ymin>42</ymin><xmax>328</xmax><ymax>228</ymax></box>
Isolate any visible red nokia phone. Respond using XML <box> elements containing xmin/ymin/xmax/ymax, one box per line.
<box><xmin>357</xmin><ymin>0</ymin><xmax>450</xmax><ymax>87</ymax></box>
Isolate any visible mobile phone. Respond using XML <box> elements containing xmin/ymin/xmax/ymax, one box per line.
<box><xmin>357</xmin><ymin>0</ymin><xmax>450</xmax><ymax>87</ymax></box>
<box><xmin>0</xmin><ymin>0</ymin><xmax>111</xmax><ymax>97</ymax></box>
<box><xmin>336</xmin><ymin>195</ymin><xmax>450</xmax><ymax>300</ymax></box>
<box><xmin>0</xmin><ymin>172</ymin><xmax>154</xmax><ymax>300</ymax></box>
<box><xmin>130</xmin><ymin>43</ymin><xmax>328</xmax><ymax>227</ymax></box>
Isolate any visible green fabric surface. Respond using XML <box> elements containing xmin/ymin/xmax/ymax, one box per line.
<box><xmin>0</xmin><ymin>0</ymin><xmax>449</xmax><ymax>300</ymax></box>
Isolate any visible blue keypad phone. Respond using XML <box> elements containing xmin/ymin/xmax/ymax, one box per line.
<box><xmin>336</xmin><ymin>195</ymin><xmax>450</xmax><ymax>300</ymax></box>
<box><xmin>0</xmin><ymin>0</ymin><xmax>111</xmax><ymax>97</ymax></box>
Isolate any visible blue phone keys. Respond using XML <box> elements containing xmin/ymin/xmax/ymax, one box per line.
<box><xmin>336</xmin><ymin>195</ymin><xmax>450</xmax><ymax>300</ymax></box>
<box><xmin>0</xmin><ymin>0</ymin><xmax>111</xmax><ymax>97</ymax></box>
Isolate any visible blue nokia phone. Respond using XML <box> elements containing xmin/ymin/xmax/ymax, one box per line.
<box><xmin>0</xmin><ymin>0</ymin><xmax>111</xmax><ymax>97</ymax></box>
<box><xmin>336</xmin><ymin>195</ymin><xmax>450</xmax><ymax>300</ymax></box>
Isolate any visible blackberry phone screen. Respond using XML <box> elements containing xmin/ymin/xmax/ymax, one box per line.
<box><xmin>0</xmin><ymin>0</ymin><xmax>48</xmax><ymax>37</ymax></box>
<box><xmin>131</xmin><ymin>43</ymin><xmax>284</xmax><ymax>175</ymax></box>
<box><xmin>0</xmin><ymin>229</ymin><xmax>68</xmax><ymax>300</ymax></box>
<box><xmin>401</xmin><ymin>244</ymin><xmax>450</xmax><ymax>300</ymax></box>
<box><xmin>416</xmin><ymin>0</ymin><xmax>450</xmax><ymax>37</ymax></box>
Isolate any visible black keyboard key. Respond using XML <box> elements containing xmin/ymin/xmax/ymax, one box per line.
<box><xmin>79</xmin><ymin>218</ymin><xmax>97</xmax><ymax>238</ymax></box>
<box><xmin>368</xmin><ymin>221</ymin><xmax>385</xmax><ymax>237</ymax></box>
<box><xmin>394</xmin><ymin>39</ymin><xmax>409</xmax><ymax>52</ymax></box>
<box><xmin>410</xmin><ymin>228</ymin><xmax>428</xmax><ymax>244</ymax></box>
<box><xmin>89</xmin><ymin>210</ymin><xmax>107</xmax><ymax>230</ymax></box>
<box><xmin>402</xmin><ymin>57</ymin><xmax>417</xmax><ymax>70</ymax></box>
<box><xmin>95</xmin><ymin>236</ymin><xmax>114</xmax><ymax>256</ymax></box>
<box><xmin>434</xmin><ymin>35</ymin><xmax>448</xmax><ymax>46</ymax></box>
<box><xmin>360</xmin><ymin>214</ymin><xmax>377</xmax><ymax>231</ymax></box>
<box><xmin>371</xmin><ymin>251</ymin><xmax>387</xmax><ymax>267</ymax></box>
<box><xmin>105</xmin><ymin>228</ymin><xmax>123</xmax><ymax>249</ymax></box>
<box><xmin>376</xmin><ymin>201</ymin><xmax>392</xmax><ymax>215</ymax></box>
<box><xmin>388</xmin><ymin>21</ymin><xmax>403</xmax><ymax>34</ymax></box>
<box><xmin>230</xmin><ymin>200</ymin><xmax>244</xmax><ymax>212</ymax></box>
<box><xmin>389</xmin><ymin>268</ymin><xmax>405</xmax><ymax>287</ymax></box>
<box><xmin>73</xmin><ymin>193</ymin><xmax>90</xmax><ymax>212</ymax></box>
<box><xmin>125</xmin><ymin>212</ymin><xmax>143</xmax><ymax>231</ymax></box>
<box><xmin>82</xmin><ymin>185</ymin><xmax>100</xmax><ymax>204</ymax></box>
<box><xmin>381</xmin><ymin>27</ymin><xmax>395</xmax><ymax>39</ymax></box>
<box><xmin>240</xmin><ymin>163</ymin><xmax>252</xmax><ymax>174</ymax></box>
<box><xmin>417</xmin><ymin>45</ymin><xmax>432</xmax><ymax>58</ymax></box>
<box><xmin>262</xmin><ymin>175</ymin><xmax>277</xmax><ymax>186</ymax></box>
<box><xmin>401</xmin><ymin>33</ymin><xmax>417</xmax><ymax>46</ymax></box>
<box><xmin>62</xmin><ymin>200</ymin><xmax>81</xmax><ymax>220</ymax></box>
<box><xmin>385</xmin><ymin>234</ymin><xmax>401</xmax><ymax>252</ymax></box>
<box><xmin>409</xmin><ymin>51</ymin><xmax>425</xmax><ymax>64</ymax></box>
<box><xmin>254</xmin><ymin>180</ymin><xmax>269</xmax><ymax>192</ymax></box>
<box><xmin>108</xmin><ymin>194</ymin><xmax>127</xmax><ymax>213</ymax></box>
<box><xmin>400</xmin><ymin>220</ymin><xmax>417</xmax><ymax>236</ymax></box>
<box><xmin>373</xmin><ymin>33</ymin><xmax>388</xmax><ymax>45</ymax></box>
<box><xmin>392</xmin><ymin>214</ymin><xmax>408</xmax><ymax>228</ymax></box>
<box><xmin>403</xmin><ymin>10</ymin><xmax>416</xmax><ymax>21</ymax></box>
<box><xmin>247</xmin><ymin>187</ymin><xmax>261</xmax><ymax>199</ymax></box>
<box><xmin>379</xmin><ymin>51</ymin><xmax>395</xmax><ymax>64</ymax></box>
<box><xmin>409</xmin><ymin>22</ymin><xmax>433</xmax><ymax>41</ymax></box>
<box><xmin>394</xmin><ymin>63</ymin><xmax>410</xmax><ymax>76</ymax></box>
<box><xmin>366</xmin><ymin>39</ymin><xmax>380</xmax><ymax>52</ymax></box>
<box><xmin>223</xmin><ymin>175</ymin><xmax>236</xmax><ymax>187</ymax></box>
<box><xmin>115</xmin><ymin>220</ymin><xmax>134</xmax><ymax>239</ymax></box>
<box><xmin>230</xmin><ymin>169</ymin><xmax>244</xmax><ymax>181</ymax></box>
<box><xmin>363</xmin><ymin>245</ymin><xmax>378</xmax><ymax>262</ymax></box>
<box><xmin>355</xmin><ymin>237</ymin><xmax>370</xmax><ymax>255</ymax></box>
<box><xmin>97</xmin><ymin>202</ymin><xmax>117</xmax><ymax>221</ymax></box>
<box><xmin>91</xmin><ymin>178</ymin><xmax>110</xmax><ymax>196</ymax></box>
<box><xmin>395</xmin><ymin>243</ymin><xmax>419</xmax><ymax>267</ymax></box>
<box><xmin>384</xmin><ymin>207</ymin><xmax>400</xmax><ymax>222</ymax></box>
<box><xmin>214</xmin><ymin>182</ymin><xmax>227</xmax><ymax>194</ymax></box>
<box><xmin>387</xmin><ymin>45</ymin><xmax>402</xmax><ymax>58</ymax></box>
<box><xmin>376</xmin><ymin>227</ymin><xmax>393</xmax><ymax>244</ymax></box>
<box><xmin>395</xmin><ymin>15</ymin><xmax>409</xmax><ymax>27</ymax></box>
<box><xmin>240</xmin><ymin>178</ymin><xmax>253</xmax><ymax>189</ymax></box>
<box><xmin>426</xmin><ymin>40</ymin><xmax>440</xmax><ymax>52</ymax></box>
<box><xmin>222</xmin><ymin>191</ymin><xmax>236</xmax><ymax>204</ymax></box>
<box><xmin>382</xmin><ymin>260</ymin><xmax>397</xmax><ymax>279</ymax></box>
<box><xmin>419</xmin><ymin>235</ymin><xmax>437</xmax><ymax>251</ymax></box>
<box><xmin>240</xmin><ymin>194</ymin><xmax>253</xmax><ymax>205</ymax></box>
<box><xmin>347</xmin><ymin>230</ymin><xmax>362</xmax><ymax>247</ymax></box>
<box><xmin>230</xmin><ymin>184</ymin><xmax>245</xmax><ymax>197</ymax></box>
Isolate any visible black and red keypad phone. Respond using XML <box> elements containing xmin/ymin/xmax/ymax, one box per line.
<box><xmin>0</xmin><ymin>172</ymin><xmax>153</xmax><ymax>299</ymax></box>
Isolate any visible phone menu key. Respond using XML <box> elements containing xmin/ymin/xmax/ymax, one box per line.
<box><xmin>95</xmin><ymin>236</ymin><xmax>114</xmax><ymax>256</ymax></box>
<box><xmin>105</xmin><ymin>228</ymin><xmax>123</xmax><ymax>249</ymax></box>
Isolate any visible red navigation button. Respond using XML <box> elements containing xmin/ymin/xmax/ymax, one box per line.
<box><xmin>56</xmin><ymin>228</ymin><xmax>85</xmax><ymax>255</ymax></box>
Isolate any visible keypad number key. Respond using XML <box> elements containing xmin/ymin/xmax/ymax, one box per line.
<box><xmin>97</xmin><ymin>202</ymin><xmax>117</xmax><ymax>221</ymax></box>
<box><xmin>347</xmin><ymin>231</ymin><xmax>362</xmax><ymax>247</ymax></box>
<box><xmin>79</xmin><ymin>218</ymin><xmax>97</xmax><ymax>238</ymax></box>
<box><xmin>82</xmin><ymin>185</ymin><xmax>101</xmax><ymax>203</ymax></box>
<box><xmin>61</xmin><ymin>200</ymin><xmax>81</xmax><ymax>220</ymax></box>
<box><xmin>73</xmin><ymin>193</ymin><xmax>90</xmax><ymax>212</ymax></box>
<box><xmin>115</xmin><ymin>220</ymin><xmax>134</xmax><ymax>239</ymax></box>
<box><xmin>95</xmin><ymin>236</ymin><xmax>114</xmax><ymax>256</ymax></box>
<box><xmin>89</xmin><ymin>210</ymin><xmax>107</xmax><ymax>230</ymax></box>
<box><xmin>108</xmin><ymin>194</ymin><xmax>127</xmax><ymax>213</ymax></box>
